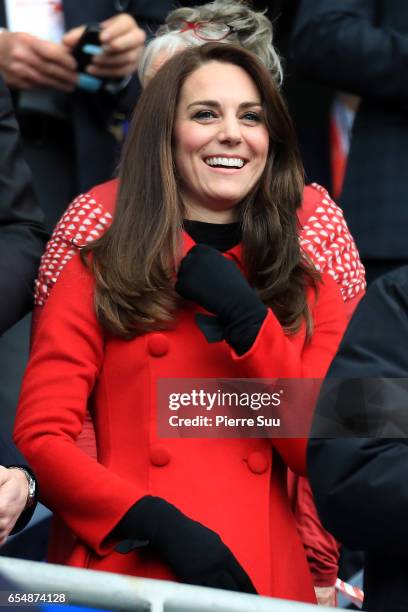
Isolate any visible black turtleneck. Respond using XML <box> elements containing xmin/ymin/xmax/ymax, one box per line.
<box><xmin>183</xmin><ymin>220</ymin><xmax>241</xmax><ymax>252</ymax></box>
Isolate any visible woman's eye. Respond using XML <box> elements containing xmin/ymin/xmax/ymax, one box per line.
<box><xmin>193</xmin><ymin>110</ymin><xmax>217</xmax><ymax>120</ymax></box>
<box><xmin>242</xmin><ymin>112</ymin><xmax>261</xmax><ymax>123</ymax></box>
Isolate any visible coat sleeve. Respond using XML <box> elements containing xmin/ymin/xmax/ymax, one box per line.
<box><xmin>0</xmin><ymin>76</ymin><xmax>48</xmax><ymax>334</ymax></box>
<box><xmin>232</xmin><ymin>273</ymin><xmax>348</xmax><ymax>475</ymax></box>
<box><xmin>14</xmin><ymin>254</ymin><xmax>144</xmax><ymax>555</ymax></box>
<box><xmin>291</xmin><ymin>0</ymin><xmax>408</xmax><ymax>106</ymax></box>
<box><xmin>299</xmin><ymin>183</ymin><xmax>366</xmax><ymax>313</ymax></box>
<box><xmin>232</xmin><ymin>274</ymin><xmax>347</xmax><ymax>379</ymax></box>
<box><xmin>289</xmin><ymin>472</ymin><xmax>339</xmax><ymax>587</ymax></box>
<box><xmin>34</xmin><ymin>185</ymin><xmax>114</xmax><ymax>308</ymax></box>
<box><xmin>308</xmin><ymin>267</ymin><xmax>408</xmax><ymax>555</ymax></box>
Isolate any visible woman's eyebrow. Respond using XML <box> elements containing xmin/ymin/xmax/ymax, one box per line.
<box><xmin>187</xmin><ymin>100</ymin><xmax>262</xmax><ymax>110</ymax></box>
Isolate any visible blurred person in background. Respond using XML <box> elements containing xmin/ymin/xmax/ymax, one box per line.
<box><xmin>0</xmin><ymin>73</ymin><xmax>41</xmax><ymax>553</ymax></box>
<box><xmin>0</xmin><ymin>74</ymin><xmax>46</xmax><ymax>336</ymax></box>
<box><xmin>308</xmin><ymin>265</ymin><xmax>408</xmax><ymax>612</ymax></box>
<box><xmin>291</xmin><ymin>0</ymin><xmax>408</xmax><ymax>285</ymax></box>
<box><xmin>0</xmin><ymin>0</ymin><xmax>179</xmax><ymax>231</ymax></box>
<box><xmin>0</xmin><ymin>73</ymin><xmax>47</xmax><ymax>438</ymax></box>
<box><xmin>14</xmin><ymin>42</ymin><xmax>348</xmax><ymax>603</ymax></box>
<box><xmin>32</xmin><ymin>2</ymin><xmax>365</xmax><ymax>605</ymax></box>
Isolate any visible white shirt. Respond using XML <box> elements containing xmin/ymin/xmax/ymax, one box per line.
<box><xmin>4</xmin><ymin>0</ymin><xmax>65</xmax><ymax>42</ymax></box>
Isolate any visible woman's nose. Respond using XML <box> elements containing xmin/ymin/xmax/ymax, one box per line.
<box><xmin>217</xmin><ymin>117</ymin><xmax>243</xmax><ymax>145</ymax></box>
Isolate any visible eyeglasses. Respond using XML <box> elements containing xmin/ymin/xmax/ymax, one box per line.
<box><xmin>174</xmin><ymin>21</ymin><xmax>235</xmax><ymax>42</ymax></box>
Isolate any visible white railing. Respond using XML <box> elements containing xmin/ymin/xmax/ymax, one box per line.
<box><xmin>0</xmin><ymin>556</ymin><xmax>333</xmax><ymax>611</ymax></box>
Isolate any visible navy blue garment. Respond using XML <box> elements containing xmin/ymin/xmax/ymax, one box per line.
<box><xmin>308</xmin><ymin>266</ymin><xmax>408</xmax><ymax>612</ymax></box>
<box><xmin>292</xmin><ymin>0</ymin><xmax>408</xmax><ymax>261</ymax></box>
<box><xmin>0</xmin><ymin>76</ymin><xmax>47</xmax><ymax>333</ymax></box>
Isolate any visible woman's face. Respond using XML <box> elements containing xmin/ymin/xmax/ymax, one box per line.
<box><xmin>173</xmin><ymin>60</ymin><xmax>269</xmax><ymax>222</ymax></box>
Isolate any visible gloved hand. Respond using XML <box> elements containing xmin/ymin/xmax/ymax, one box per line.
<box><xmin>175</xmin><ymin>245</ymin><xmax>267</xmax><ymax>355</ymax></box>
<box><xmin>115</xmin><ymin>495</ymin><xmax>257</xmax><ymax>594</ymax></box>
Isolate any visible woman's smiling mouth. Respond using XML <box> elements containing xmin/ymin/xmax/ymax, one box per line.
<box><xmin>204</xmin><ymin>155</ymin><xmax>247</xmax><ymax>169</ymax></box>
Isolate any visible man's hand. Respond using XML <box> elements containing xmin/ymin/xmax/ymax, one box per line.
<box><xmin>63</xmin><ymin>14</ymin><xmax>146</xmax><ymax>80</ymax></box>
<box><xmin>0</xmin><ymin>466</ymin><xmax>28</xmax><ymax>545</ymax></box>
<box><xmin>0</xmin><ymin>31</ymin><xmax>77</xmax><ymax>91</ymax></box>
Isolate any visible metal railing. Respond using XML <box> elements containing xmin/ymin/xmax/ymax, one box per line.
<box><xmin>0</xmin><ymin>557</ymin><xmax>334</xmax><ymax>611</ymax></box>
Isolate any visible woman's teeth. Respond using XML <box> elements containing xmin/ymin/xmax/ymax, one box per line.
<box><xmin>205</xmin><ymin>157</ymin><xmax>245</xmax><ymax>168</ymax></box>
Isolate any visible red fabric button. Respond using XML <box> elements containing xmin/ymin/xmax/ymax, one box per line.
<box><xmin>150</xmin><ymin>446</ymin><xmax>171</xmax><ymax>467</ymax></box>
<box><xmin>147</xmin><ymin>334</ymin><xmax>169</xmax><ymax>357</ymax></box>
<box><xmin>247</xmin><ymin>451</ymin><xmax>269</xmax><ymax>474</ymax></box>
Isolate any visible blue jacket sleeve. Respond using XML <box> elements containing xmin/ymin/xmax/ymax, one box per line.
<box><xmin>0</xmin><ymin>76</ymin><xmax>48</xmax><ymax>335</ymax></box>
<box><xmin>291</xmin><ymin>0</ymin><xmax>408</xmax><ymax>105</ymax></box>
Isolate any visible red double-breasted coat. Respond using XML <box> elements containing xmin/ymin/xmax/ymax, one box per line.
<box><xmin>15</xmin><ymin>199</ymin><xmax>347</xmax><ymax>603</ymax></box>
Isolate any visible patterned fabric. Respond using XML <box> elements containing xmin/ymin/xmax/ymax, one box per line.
<box><xmin>35</xmin><ymin>194</ymin><xmax>113</xmax><ymax>306</ymax></box>
<box><xmin>32</xmin><ymin>180</ymin><xmax>364</xmax><ymax>589</ymax></box>
<box><xmin>35</xmin><ymin>182</ymin><xmax>366</xmax><ymax>307</ymax></box>
<box><xmin>301</xmin><ymin>183</ymin><xmax>366</xmax><ymax>302</ymax></box>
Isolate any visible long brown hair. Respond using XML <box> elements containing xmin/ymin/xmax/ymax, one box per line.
<box><xmin>82</xmin><ymin>43</ymin><xmax>318</xmax><ymax>338</ymax></box>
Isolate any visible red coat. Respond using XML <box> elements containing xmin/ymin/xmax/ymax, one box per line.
<box><xmin>34</xmin><ymin>180</ymin><xmax>365</xmax><ymax>316</ymax></box>
<box><xmin>17</xmin><ymin>183</ymin><xmax>347</xmax><ymax>603</ymax></box>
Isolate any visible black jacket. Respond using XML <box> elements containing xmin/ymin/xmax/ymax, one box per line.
<box><xmin>0</xmin><ymin>76</ymin><xmax>47</xmax><ymax>334</ymax></box>
<box><xmin>291</xmin><ymin>0</ymin><xmax>408</xmax><ymax>259</ymax></box>
<box><xmin>0</xmin><ymin>75</ymin><xmax>44</xmax><ymax>532</ymax></box>
<box><xmin>309</xmin><ymin>266</ymin><xmax>408</xmax><ymax>612</ymax></box>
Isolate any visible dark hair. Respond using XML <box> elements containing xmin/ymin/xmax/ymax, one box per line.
<box><xmin>82</xmin><ymin>42</ymin><xmax>318</xmax><ymax>338</ymax></box>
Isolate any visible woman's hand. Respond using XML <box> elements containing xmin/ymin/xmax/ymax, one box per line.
<box><xmin>115</xmin><ymin>496</ymin><xmax>257</xmax><ymax>594</ymax></box>
<box><xmin>175</xmin><ymin>245</ymin><xmax>266</xmax><ymax>354</ymax></box>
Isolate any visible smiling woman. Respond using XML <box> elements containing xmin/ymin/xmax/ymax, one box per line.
<box><xmin>14</xmin><ymin>43</ymin><xmax>347</xmax><ymax>604</ymax></box>
<box><xmin>84</xmin><ymin>43</ymin><xmax>309</xmax><ymax>339</ymax></box>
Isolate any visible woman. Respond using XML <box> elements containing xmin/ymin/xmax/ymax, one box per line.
<box><xmin>35</xmin><ymin>0</ymin><xmax>365</xmax><ymax>314</ymax></box>
<box><xmin>138</xmin><ymin>0</ymin><xmax>283</xmax><ymax>86</ymax></box>
<box><xmin>15</xmin><ymin>43</ymin><xmax>347</xmax><ymax>602</ymax></box>
<box><xmin>33</xmin><ymin>5</ymin><xmax>363</xmax><ymax>604</ymax></box>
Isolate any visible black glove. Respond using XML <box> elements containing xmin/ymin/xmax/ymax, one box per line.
<box><xmin>175</xmin><ymin>245</ymin><xmax>267</xmax><ymax>355</ymax></box>
<box><xmin>115</xmin><ymin>496</ymin><xmax>257</xmax><ymax>594</ymax></box>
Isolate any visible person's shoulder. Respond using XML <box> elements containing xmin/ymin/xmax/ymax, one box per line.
<box><xmin>34</xmin><ymin>179</ymin><xmax>117</xmax><ymax>307</ymax></box>
<box><xmin>299</xmin><ymin>183</ymin><xmax>366</xmax><ymax>306</ymax></box>
<box><xmin>298</xmin><ymin>183</ymin><xmax>341</xmax><ymax>225</ymax></box>
<box><xmin>86</xmin><ymin>178</ymin><xmax>119</xmax><ymax>217</ymax></box>
<box><xmin>49</xmin><ymin>177</ymin><xmax>117</xmax><ymax>250</ymax></box>
<box><xmin>367</xmin><ymin>265</ymin><xmax>408</xmax><ymax>308</ymax></box>
<box><xmin>371</xmin><ymin>265</ymin><xmax>408</xmax><ymax>291</ymax></box>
